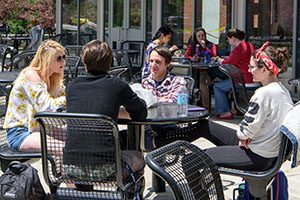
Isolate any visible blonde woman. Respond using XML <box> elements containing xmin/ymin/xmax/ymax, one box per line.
<box><xmin>4</xmin><ymin>39</ymin><xmax>66</xmax><ymax>152</ymax></box>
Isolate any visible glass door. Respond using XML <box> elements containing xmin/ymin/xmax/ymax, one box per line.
<box><xmin>108</xmin><ymin>0</ymin><xmax>145</xmax><ymax>49</ymax></box>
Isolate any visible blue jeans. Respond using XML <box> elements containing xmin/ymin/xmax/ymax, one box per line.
<box><xmin>6</xmin><ymin>126</ymin><xmax>30</xmax><ymax>151</ymax></box>
<box><xmin>213</xmin><ymin>79</ymin><xmax>232</xmax><ymax>113</ymax></box>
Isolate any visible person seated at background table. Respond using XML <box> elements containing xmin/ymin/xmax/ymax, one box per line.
<box><xmin>185</xmin><ymin>27</ymin><xmax>217</xmax><ymax>60</ymax></box>
<box><xmin>213</xmin><ymin>28</ymin><xmax>255</xmax><ymax>119</ymax></box>
<box><xmin>142</xmin><ymin>26</ymin><xmax>179</xmax><ymax>78</ymax></box>
<box><xmin>196</xmin><ymin>42</ymin><xmax>293</xmax><ymax>170</ymax></box>
<box><xmin>3</xmin><ymin>39</ymin><xmax>66</xmax><ymax>152</ymax></box>
<box><xmin>142</xmin><ymin>46</ymin><xmax>187</xmax><ymax>149</ymax></box>
<box><xmin>65</xmin><ymin>39</ymin><xmax>147</xmax><ymax>190</ymax></box>
<box><xmin>185</xmin><ymin>27</ymin><xmax>217</xmax><ymax>110</ymax></box>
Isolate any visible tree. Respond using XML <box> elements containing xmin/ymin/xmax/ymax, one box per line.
<box><xmin>0</xmin><ymin>0</ymin><xmax>54</xmax><ymax>33</ymax></box>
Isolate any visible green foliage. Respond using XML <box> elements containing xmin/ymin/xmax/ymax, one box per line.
<box><xmin>0</xmin><ymin>0</ymin><xmax>54</xmax><ymax>34</ymax></box>
<box><xmin>7</xmin><ymin>19</ymin><xmax>29</xmax><ymax>34</ymax></box>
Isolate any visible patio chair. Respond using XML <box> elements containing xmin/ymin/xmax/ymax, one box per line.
<box><xmin>219</xmin><ymin>131</ymin><xmax>292</xmax><ymax>199</ymax></box>
<box><xmin>34</xmin><ymin>112</ymin><xmax>144</xmax><ymax>199</ymax></box>
<box><xmin>145</xmin><ymin>140</ymin><xmax>224</xmax><ymax>200</ymax></box>
<box><xmin>9</xmin><ymin>50</ymin><xmax>36</xmax><ymax>71</ymax></box>
<box><xmin>65</xmin><ymin>45</ymin><xmax>83</xmax><ymax>56</ymax></box>
<box><xmin>218</xmin><ymin>64</ymin><xmax>261</xmax><ymax>114</ymax></box>
<box><xmin>120</xmin><ymin>40</ymin><xmax>147</xmax><ymax>77</ymax></box>
<box><xmin>64</xmin><ymin>55</ymin><xmax>81</xmax><ymax>84</ymax></box>
<box><xmin>169</xmin><ymin>57</ymin><xmax>193</xmax><ymax>77</ymax></box>
<box><xmin>51</xmin><ymin>33</ymin><xmax>66</xmax><ymax>44</ymax></box>
<box><xmin>0</xmin><ymin>44</ymin><xmax>15</xmax><ymax>72</ymax></box>
<box><xmin>288</xmin><ymin>78</ymin><xmax>300</xmax><ymax>102</ymax></box>
<box><xmin>183</xmin><ymin>76</ymin><xmax>200</xmax><ymax>105</ymax></box>
<box><xmin>112</xmin><ymin>49</ymin><xmax>134</xmax><ymax>82</ymax></box>
<box><xmin>108</xmin><ymin>66</ymin><xmax>129</xmax><ymax>78</ymax></box>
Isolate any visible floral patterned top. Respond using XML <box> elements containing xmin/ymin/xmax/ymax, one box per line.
<box><xmin>3</xmin><ymin>76</ymin><xmax>66</xmax><ymax>132</ymax></box>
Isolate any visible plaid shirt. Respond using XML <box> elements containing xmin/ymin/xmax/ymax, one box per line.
<box><xmin>142</xmin><ymin>73</ymin><xmax>186</xmax><ymax>103</ymax></box>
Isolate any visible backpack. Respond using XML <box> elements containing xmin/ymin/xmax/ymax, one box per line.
<box><xmin>235</xmin><ymin>170</ymin><xmax>288</xmax><ymax>200</ymax></box>
<box><xmin>0</xmin><ymin>161</ymin><xmax>46</xmax><ymax>200</ymax></box>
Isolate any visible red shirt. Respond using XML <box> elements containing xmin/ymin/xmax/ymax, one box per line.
<box><xmin>222</xmin><ymin>41</ymin><xmax>255</xmax><ymax>83</ymax></box>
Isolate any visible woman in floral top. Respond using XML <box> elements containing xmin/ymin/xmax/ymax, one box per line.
<box><xmin>4</xmin><ymin>39</ymin><xmax>66</xmax><ymax>152</ymax></box>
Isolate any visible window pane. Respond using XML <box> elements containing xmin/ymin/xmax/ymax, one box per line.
<box><xmin>80</xmin><ymin>0</ymin><xmax>97</xmax><ymax>44</ymax></box>
<box><xmin>62</xmin><ymin>0</ymin><xmax>97</xmax><ymax>45</ymax></box>
<box><xmin>146</xmin><ymin>0</ymin><xmax>152</xmax><ymax>42</ymax></box>
<box><xmin>246</xmin><ymin>0</ymin><xmax>293</xmax><ymax>67</ymax></box>
<box><xmin>113</xmin><ymin>0</ymin><xmax>124</xmax><ymax>27</ymax></box>
<box><xmin>129</xmin><ymin>0</ymin><xmax>141</xmax><ymax>28</ymax></box>
<box><xmin>162</xmin><ymin>0</ymin><xmax>185</xmax><ymax>48</ymax></box>
<box><xmin>62</xmin><ymin>0</ymin><xmax>77</xmax><ymax>45</ymax></box>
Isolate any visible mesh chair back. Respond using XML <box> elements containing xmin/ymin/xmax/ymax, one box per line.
<box><xmin>35</xmin><ymin>112</ymin><xmax>125</xmax><ymax>198</ymax></box>
<box><xmin>51</xmin><ymin>34</ymin><xmax>66</xmax><ymax>44</ymax></box>
<box><xmin>0</xmin><ymin>24</ymin><xmax>8</xmax><ymax>44</ymax></box>
<box><xmin>64</xmin><ymin>55</ymin><xmax>81</xmax><ymax>84</ymax></box>
<box><xmin>120</xmin><ymin>40</ymin><xmax>147</xmax><ymax>76</ymax></box>
<box><xmin>65</xmin><ymin>45</ymin><xmax>83</xmax><ymax>56</ymax></box>
<box><xmin>0</xmin><ymin>44</ymin><xmax>10</xmax><ymax>71</ymax></box>
<box><xmin>182</xmin><ymin>76</ymin><xmax>198</xmax><ymax>105</ymax></box>
<box><xmin>112</xmin><ymin>50</ymin><xmax>133</xmax><ymax>82</ymax></box>
<box><xmin>10</xmin><ymin>50</ymin><xmax>36</xmax><ymax>71</ymax></box>
<box><xmin>146</xmin><ymin>140</ymin><xmax>224</xmax><ymax>200</ymax></box>
<box><xmin>218</xmin><ymin>64</ymin><xmax>249</xmax><ymax>114</ymax></box>
<box><xmin>169</xmin><ymin>57</ymin><xmax>193</xmax><ymax>77</ymax></box>
<box><xmin>108</xmin><ymin>66</ymin><xmax>129</xmax><ymax>78</ymax></box>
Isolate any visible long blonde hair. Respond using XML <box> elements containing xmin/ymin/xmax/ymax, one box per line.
<box><xmin>19</xmin><ymin>39</ymin><xmax>66</xmax><ymax>95</ymax></box>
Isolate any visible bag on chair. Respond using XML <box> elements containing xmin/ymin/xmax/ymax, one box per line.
<box><xmin>241</xmin><ymin>170</ymin><xmax>288</xmax><ymax>200</ymax></box>
<box><xmin>0</xmin><ymin>161</ymin><xmax>46</xmax><ymax>200</ymax></box>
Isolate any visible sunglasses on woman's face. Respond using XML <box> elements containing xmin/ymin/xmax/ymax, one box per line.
<box><xmin>56</xmin><ymin>55</ymin><xmax>66</xmax><ymax>62</ymax></box>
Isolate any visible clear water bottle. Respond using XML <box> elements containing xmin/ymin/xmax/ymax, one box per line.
<box><xmin>177</xmin><ymin>86</ymin><xmax>189</xmax><ymax>117</ymax></box>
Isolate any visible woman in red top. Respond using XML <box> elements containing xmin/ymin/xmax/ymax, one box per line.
<box><xmin>214</xmin><ymin>28</ymin><xmax>255</xmax><ymax>119</ymax></box>
<box><xmin>185</xmin><ymin>27</ymin><xmax>217</xmax><ymax>109</ymax></box>
<box><xmin>217</xmin><ymin>28</ymin><xmax>255</xmax><ymax>83</ymax></box>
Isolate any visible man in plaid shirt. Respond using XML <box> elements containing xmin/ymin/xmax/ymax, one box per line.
<box><xmin>141</xmin><ymin>46</ymin><xmax>186</xmax><ymax>103</ymax></box>
<box><xmin>141</xmin><ymin>46</ymin><xmax>187</xmax><ymax>150</ymax></box>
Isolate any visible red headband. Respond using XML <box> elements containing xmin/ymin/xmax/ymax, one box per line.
<box><xmin>255</xmin><ymin>41</ymin><xmax>279</xmax><ymax>76</ymax></box>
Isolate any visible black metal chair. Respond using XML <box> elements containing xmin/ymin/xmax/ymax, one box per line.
<box><xmin>35</xmin><ymin>112</ymin><xmax>143</xmax><ymax>199</ymax></box>
<box><xmin>9</xmin><ymin>50</ymin><xmax>36</xmax><ymax>71</ymax></box>
<box><xmin>12</xmin><ymin>32</ymin><xmax>31</xmax><ymax>53</ymax></box>
<box><xmin>108</xmin><ymin>66</ymin><xmax>129</xmax><ymax>78</ymax></box>
<box><xmin>112</xmin><ymin>49</ymin><xmax>134</xmax><ymax>83</ymax></box>
<box><xmin>218</xmin><ymin>64</ymin><xmax>261</xmax><ymax>114</ymax></box>
<box><xmin>288</xmin><ymin>78</ymin><xmax>300</xmax><ymax>103</ymax></box>
<box><xmin>169</xmin><ymin>57</ymin><xmax>193</xmax><ymax>77</ymax></box>
<box><xmin>51</xmin><ymin>33</ymin><xmax>66</xmax><ymax>44</ymax></box>
<box><xmin>64</xmin><ymin>55</ymin><xmax>81</xmax><ymax>84</ymax></box>
<box><xmin>219</xmin><ymin>131</ymin><xmax>292</xmax><ymax>199</ymax></box>
<box><xmin>0</xmin><ymin>44</ymin><xmax>17</xmax><ymax>71</ymax></box>
<box><xmin>120</xmin><ymin>40</ymin><xmax>147</xmax><ymax>78</ymax></box>
<box><xmin>65</xmin><ymin>45</ymin><xmax>83</xmax><ymax>57</ymax></box>
<box><xmin>145</xmin><ymin>140</ymin><xmax>225</xmax><ymax>200</ymax></box>
<box><xmin>182</xmin><ymin>76</ymin><xmax>200</xmax><ymax>105</ymax></box>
